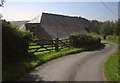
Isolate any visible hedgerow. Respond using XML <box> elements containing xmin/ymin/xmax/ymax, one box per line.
<box><xmin>69</xmin><ymin>33</ymin><xmax>102</xmax><ymax>50</ymax></box>
<box><xmin>2</xmin><ymin>20</ymin><xmax>33</xmax><ymax>64</ymax></box>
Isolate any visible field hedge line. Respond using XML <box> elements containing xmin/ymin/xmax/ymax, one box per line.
<box><xmin>69</xmin><ymin>33</ymin><xmax>102</xmax><ymax>50</ymax></box>
<box><xmin>2</xmin><ymin>20</ymin><xmax>33</xmax><ymax>64</ymax></box>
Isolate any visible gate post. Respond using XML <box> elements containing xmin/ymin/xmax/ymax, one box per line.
<box><xmin>69</xmin><ymin>36</ymin><xmax>72</xmax><ymax>48</ymax></box>
<box><xmin>41</xmin><ymin>39</ymin><xmax>44</xmax><ymax>47</ymax></box>
<box><xmin>55</xmin><ymin>38</ymin><xmax>59</xmax><ymax>52</ymax></box>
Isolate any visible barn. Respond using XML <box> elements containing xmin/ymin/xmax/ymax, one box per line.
<box><xmin>26</xmin><ymin>12</ymin><xmax>93</xmax><ymax>40</ymax></box>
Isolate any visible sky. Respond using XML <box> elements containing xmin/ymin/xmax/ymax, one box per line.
<box><xmin>4</xmin><ymin>0</ymin><xmax>120</xmax><ymax>2</ymax></box>
<box><xmin>0</xmin><ymin>0</ymin><xmax>119</xmax><ymax>22</ymax></box>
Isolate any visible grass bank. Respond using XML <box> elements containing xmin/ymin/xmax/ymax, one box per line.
<box><xmin>104</xmin><ymin>51</ymin><xmax>118</xmax><ymax>81</ymax></box>
<box><xmin>102</xmin><ymin>35</ymin><xmax>118</xmax><ymax>81</ymax></box>
<box><xmin>3</xmin><ymin>48</ymin><xmax>83</xmax><ymax>81</ymax></box>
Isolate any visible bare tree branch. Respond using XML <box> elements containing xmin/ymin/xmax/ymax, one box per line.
<box><xmin>0</xmin><ymin>0</ymin><xmax>5</xmax><ymax>7</ymax></box>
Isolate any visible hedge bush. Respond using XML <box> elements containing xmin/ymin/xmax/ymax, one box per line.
<box><xmin>69</xmin><ymin>33</ymin><xmax>101</xmax><ymax>49</ymax></box>
<box><xmin>2</xmin><ymin>20</ymin><xmax>33</xmax><ymax>64</ymax></box>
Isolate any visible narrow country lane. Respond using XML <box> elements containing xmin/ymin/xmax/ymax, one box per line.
<box><xmin>19</xmin><ymin>41</ymin><xmax>117</xmax><ymax>81</ymax></box>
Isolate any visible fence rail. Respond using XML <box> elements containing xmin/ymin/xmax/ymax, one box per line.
<box><xmin>28</xmin><ymin>38</ymin><xmax>70</xmax><ymax>53</ymax></box>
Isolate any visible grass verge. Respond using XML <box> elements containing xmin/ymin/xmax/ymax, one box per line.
<box><xmin>102</xmin><ymin>35</ymin><xmax>119</xmax><ymax>81</ymax></box>
<box><xmin>104</xmin><ymin>51</ymin><xmax>118</xmax><ymax>81</ymax></box>
<box><xmin>3</xmin><ymin>48</ymin><xmax>83</xmax><ymax>81</ymax></box>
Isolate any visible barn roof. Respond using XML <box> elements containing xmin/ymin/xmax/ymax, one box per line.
<box><xmin>28</xmin><ymin>15</ymin><xmax>41</xmax><ymax>23</ymax></box>
<box><xmin>40</xmin><ymin>13</ymin><xmax>91</xmax><ymax>39</ymax></box>
<box><xmin>27</xmin><ymin>12</ymin><xmax>92</xmax><ymax>39</ymax></box>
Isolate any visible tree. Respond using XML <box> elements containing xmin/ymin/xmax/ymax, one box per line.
<box><xmin>116</xmin><ymin>20</ymin><xmax>120</xmax><ymax>35</ymax></box>
<box><xmin>0</xmin><ymin>0</ymin><xmax>5</xmax><ymax>7</ymax></box>
<box><xmin>0</xmin><ymin>0</ymin><xmax>5</xmax><ymax>19</ymax></box>
<box><xmin>99</xmin><ymin>21</ymin><xmax>116</xmax><ymax>35</ymax></box>
<box><xmin>90</xmin><ymin>20</ymin><xmax>100</xmax><ymax>34</ymax></box>
<box><xmin>90</xmin><ymin>19</ymin><xmax>118</xmax><ymax>35</ymax></box>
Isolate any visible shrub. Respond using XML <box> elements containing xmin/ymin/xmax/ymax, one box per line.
<box><xmin>2</xmin><ymin>20</ymin><xmax>33</xmax><ymax>64</ymax></box>
<box><xmin>69</xmin><ymin>33</ymin><xmax>101</xmax><ymax>49</ymax></box>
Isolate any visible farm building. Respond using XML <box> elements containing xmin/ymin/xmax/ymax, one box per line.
<box><xmin>26</xmin><ymin>12</ymin><xmax>93</xmax><ymax>40</ymax></box>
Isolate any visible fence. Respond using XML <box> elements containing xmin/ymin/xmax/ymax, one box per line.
<box><xmin>28</xmin><ymin>38</ymin><xmax>70</xmax><ymax>53</ymax></box>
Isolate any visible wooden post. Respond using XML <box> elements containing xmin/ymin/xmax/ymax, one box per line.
<box><xmin>68</xmin><ymin>37</ymin><xmax>70</xmax><ymax>48</ymax></box>
<box><xmin>55</xmin><ymin>38</ymin><xmax>59</xmax><ymax>52</ymax></box>
<box><xmin>52</xmin><ymin>40</ymin><xmax>54</xmax><ymax>51</ymax></box>
<box><xmin>69</xmin><ymin>36</ymin><xmax>72</xmax><ymax>48</ymax></box>
<box><xmin>41</xmin><ymin>39</ymin><xmax>44</xmax><ymax>47</ymax></box>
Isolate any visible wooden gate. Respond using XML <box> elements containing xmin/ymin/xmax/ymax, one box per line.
<box><xmin>28</xmin><ymin>38</ymin><xmax>70</xmax><ymax>53</ymax></box>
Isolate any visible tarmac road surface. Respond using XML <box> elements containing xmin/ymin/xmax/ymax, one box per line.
<box><xmin>19</xmin><ymin>41</ymin><xmax>117</xmax><ymax>81</ymax></box>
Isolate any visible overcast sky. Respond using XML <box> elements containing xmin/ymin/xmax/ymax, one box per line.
<box><xmin>0</xmin><ymin>0</ymin><xmax>119</xmax><ymax>22</ymax></box>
